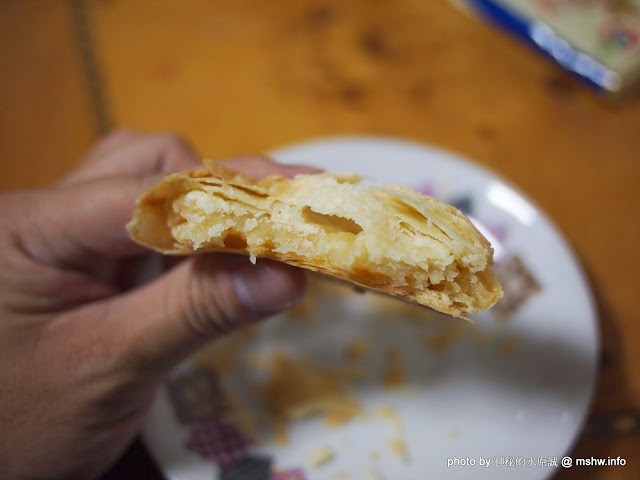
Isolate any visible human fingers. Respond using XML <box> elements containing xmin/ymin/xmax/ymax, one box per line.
<box><xmin>216</xmin><ymin>155</ymin><xmax>322</xmax><ymax>178</ymax></box>
<box><xmin>11</xmin><ymin>175</ymin><xmax>162</xmax><ymax>270</ymax></box>
<box><xmin>96</xmin><ymin>254</ymin><xmax>305</xmax><ymax>372</ymax></box>
<box><xmin>82</xmin><ymin>128</ymin><xmax>142</xmax><ymax>162</ymax></box>
<box><xmin>14</xmin><ymin>156</ymin><xmax>319</xmax><ymax>272</ymax></box>
<box><xmin>60</xmin><ymin>132</ymin><xmax>200</xmax><ymax>185</ymax></box>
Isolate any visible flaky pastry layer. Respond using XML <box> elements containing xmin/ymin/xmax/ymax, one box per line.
<box><xmin>127</xmin><ymin>160</ymin><xmax>502</xmax><ymax>317</ymax></box>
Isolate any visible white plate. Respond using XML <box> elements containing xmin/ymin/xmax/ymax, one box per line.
<box><xmin>143</xmin><ymin>137</ymin><xmax>599</xmax><ymax>480</ymax></box>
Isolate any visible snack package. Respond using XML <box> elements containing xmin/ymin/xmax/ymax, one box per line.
<box><xmin>456</xmin><ymin>0</ymin><xmax>640</xmax><ymax>95</ymax></box>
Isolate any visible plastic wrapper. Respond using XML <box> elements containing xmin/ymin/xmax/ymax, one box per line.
<box><xmin>456</xmin><ymin>0</ymin><xmax>640</xmax><ymax>95</ymax></box>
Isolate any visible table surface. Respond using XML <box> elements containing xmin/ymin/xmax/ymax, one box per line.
<box><xmin>1</xmin><ymin>0</ymin><xmax>639</xmax><ymax>478</ymax></box>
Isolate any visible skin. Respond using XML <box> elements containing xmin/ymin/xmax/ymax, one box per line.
<box><xmin>0</xmin><ymin>130</ymin><xmax>318</xmax><ymax>480</ymax></box>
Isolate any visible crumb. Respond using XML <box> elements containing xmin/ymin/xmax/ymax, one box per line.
<box><xmin>333</xmin><ymin>364</ymin><xmax>367</xmax><ymax>380</ymax></box>
<box><xmin>381</xmin><ymin>346</ymin><xmax>406</xmax><ymax>389</ymax></box>
<box><xmin>331</xmin><ymin>471</ymin><xmax>350</xmax><ymax>479</ymax></box>
<box><xmin>305</xmin><ymin>445</ymin><xmax>334</xmax><ymax>468</ymax></box>
<box><xmin>287</xmin><ymin>294</ymin><xmax>313</xmax><ymax>319</ymax></box>
<box><xmin>340</xmin><ymin>365</ymin><xmax>367</xmax><ymax>382</ymax></box>
<box><xmin>226</xmin><ymin>391</ymin><xmax>256</xmax><ymax>437</ymax></box>
<box><xmin>247</xmin><ymin>352</ymin><xmax>267</xmax><ymax>372</ymax></box>
<box><xmin>386</xmin><ymin>346</ymin><xmax>404</xmax><ymax>364</ymax></box>
<box><xmin>388</xmin><ymin>438</ymin><xmax>408</xmax><ymax>461</ymax></box>
<box><xmin>324</xmin><ymin>401</ymin><xmax>363</xmax><ymax>428</ymax></box>
<box><xmin>345</xmin><ymin>338</ymin><xmax>369</xmax><ymax>360</ymax></box>
<box><xmin>274</xmin><ymin>425</ymin><xmax>289</xmax><ymax>446</ymax></box>
<box><xmin>376</xmin><ymin>406</ymin><xmax>409</xmax><ymax>462</ymax></box>
<box><xmin>370</xmin><ymin>450</ymin><xmax>380</xmax><ymax>462</ymax></box>
<box><xmin>191</xmin><ymin>328</ymin><xmax>253</xmax><ymax>374</ymax></box>
<box><xmin>376</xmin><ymin>405</ymin><xmax>395</xmax><ymax>417</ymax></box>
<box><xmin>235</xmin><ymin>408</ymin><xmax>256</xmax><ymax>437</ymax></box>
<box><xmin>239</xmin><ymin>324</ymin><xmax>259</xmax><ymax>339</ymax></box>
<box><xmin>382</xmin><ymin>366</ymin><xmax>407</xmax><ymax>389</ymax></box>
<box><xmin>287</xmin><ymin>275</ymin><xmax>338</xmax><ymax>319</ymax></box>
<box><xmin>256</xmin><ymin>352</ymin><xmax>361</xmax><ymax>427</ymax></box>
<box><xmin>376</xmin><ymin>405</ymin><xmax>404</xmax><ymax>435</ymax></box>
<box><xmin>424</xmin><ymin>323</ymin><xmax>463</xmax><ymax>353</ymax></box>
<box><xmin>496</xmin><ymin>334</ymin><xmax>521</xmax><ymax>355</ymax></box>
<box><xmin>448</xmin><ymin>429</ymin><xmax>459</xmax><ymax>440</ymax></box>
<box><xmin>366</xmin><ymin>468</ymin><xmax>383</xmax><ymax>480</ymax></box>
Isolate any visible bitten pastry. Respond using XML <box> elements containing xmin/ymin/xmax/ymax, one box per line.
<box><xmin>127</xmin><ymin>160</ymin><xmax>502</xmax><ymax>317</ymax></box>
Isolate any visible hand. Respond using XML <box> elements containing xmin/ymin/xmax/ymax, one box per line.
<box><xmin>0</xmin><ymin>130</ymin><xmax>316</xmax><ymax>480</ymax></box>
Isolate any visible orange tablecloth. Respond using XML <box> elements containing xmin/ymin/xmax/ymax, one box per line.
<box><xmin>1</xmin><ymin>1</ymin><xmax>638</xmax><ymax>478</ymax></box>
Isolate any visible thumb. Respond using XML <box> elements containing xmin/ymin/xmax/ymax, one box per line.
<box><xmin>102</xmin><ymin>253</ymin><xmax>305</xmax><ymax>371</ymax></box>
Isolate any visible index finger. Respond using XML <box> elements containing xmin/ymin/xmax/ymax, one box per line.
<box><xmin>217</xmin><ymin>155</ymin><xmax>323</xmax><ymax>179</ymax></box>
<box><xmin>60</xmin><ymin>132</ymin><xmax>201</xmax><ymax>185</ymax></box>
<box><xmin>18</xmin><ymin>156</ymin><xmax>322</xmax><ymax>271</ymax></box>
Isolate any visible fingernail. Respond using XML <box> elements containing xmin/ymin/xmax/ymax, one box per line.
<box><xmin>233</xmin><ymin>262</ymin><xmax>304</xmax><ymax>314</ymax></box>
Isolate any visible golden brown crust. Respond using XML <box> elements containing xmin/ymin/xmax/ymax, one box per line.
<box><xmin>127</xmin><ymin>160</ymin><xmax>502</xmax><ymax>317</ymax></box>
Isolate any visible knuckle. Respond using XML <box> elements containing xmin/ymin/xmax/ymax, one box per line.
<box><xmin>182</xmin><ymin>280</ymin><xmax>225</xmax><ymax>338</ymax></box>
<box><xmin>104</xmin><ymin>127</ymin><xmax>140</xmax><ymax>142</ymax></box>
<box><xmin>89</xmin><ymin>128</ymin><xmax>141</xmax><ymax>157</ymax></box>
<box><xmin>0</xmin><ymin>190</ymin><xmax>29</xmax><ymax>227</ymax></box>
<box><xmin>155</xmin><ymin>133</ymin><xmax>192</xmax><ymax>154</ymax></box>
<box><xmin>180</xmin><ymin>265</ymin><xmax>243</xmax><ymax>339</ymax></box>
<box><xmin>150</xmin><ymin>133</ymin><xmax>199</xmax><ymax>171</ymax></box>
<box><xmin>0</xmin><ymin>190</ymin><xmax>25</xmax><ymax>209</ymax></box>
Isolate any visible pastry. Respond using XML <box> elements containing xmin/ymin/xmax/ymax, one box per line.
<box><xmin>127</xmin><ymin>160</ymin><xmax>502</xmax><ymax>317</ymax></box>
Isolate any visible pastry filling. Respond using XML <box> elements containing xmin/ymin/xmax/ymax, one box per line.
<box><xmin>168</xmin><ymin>174</ymin><xmax>499</xmax><ymax>313</ymax></box>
